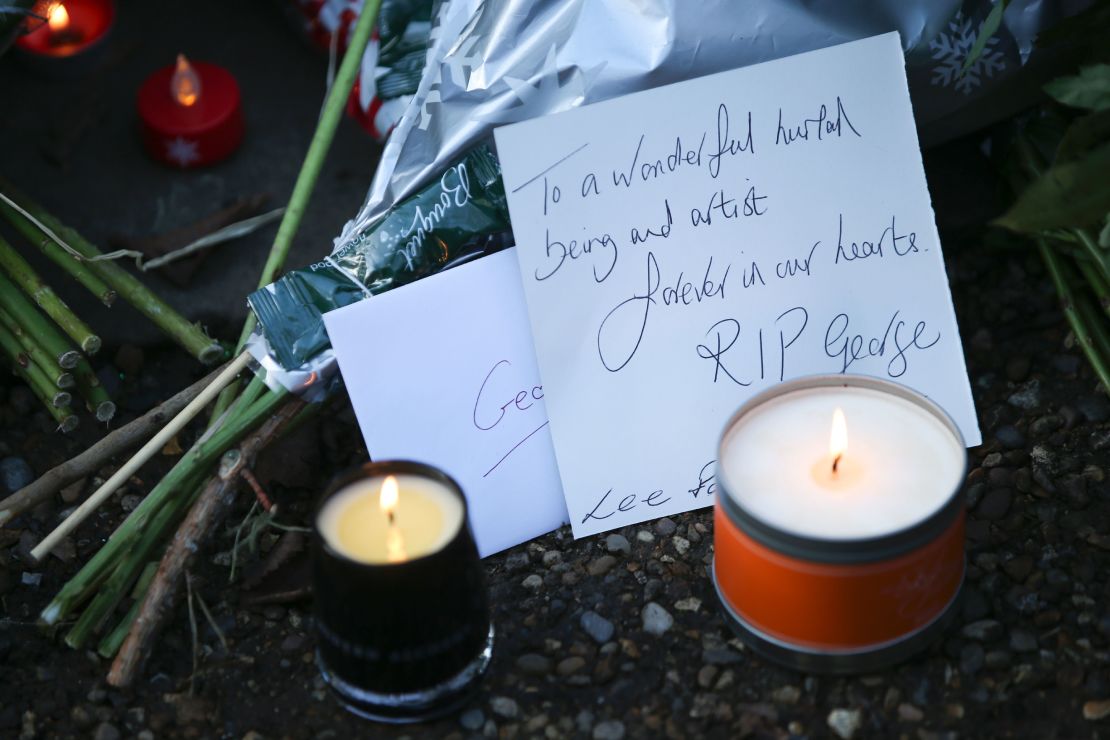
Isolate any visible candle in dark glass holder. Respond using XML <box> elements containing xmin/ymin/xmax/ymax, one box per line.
<box><xmin>313</xmin><ymin>461</ymin><xmax>494</xmax><ymax>723</ymax></box>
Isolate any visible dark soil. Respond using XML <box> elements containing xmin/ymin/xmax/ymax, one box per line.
<box><xmin>1</xmin><ymin>3</ymin><xmax>1108</xmax><ymax>739</ymax></box>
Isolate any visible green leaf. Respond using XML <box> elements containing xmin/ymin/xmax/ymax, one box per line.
<box><xmin>995</xmin><ymin>142</ymin><xmax>1110</xmax><ymax>233</ymax></box>
<box><xmin>1057</xmin><ymin>108</ymin><xmax>1110</xmax><ymax>163</ymax></box>
<box><xmin>1100</xmin><ymin>215</ymin><xmax>1110</xmax><ymax>248</ymax></box>
<box><xmin>1045</xmin><ymin>65</ymin><xmax>1110</xmax><ymax>111</ymax></box>
<box><xmin>962</xmin><ymin>0</ymin><xmax>1010</xmax><ymax>74</ymax></box>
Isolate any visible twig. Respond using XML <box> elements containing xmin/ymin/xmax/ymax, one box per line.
<box><xmin>30</xmin><ymin>352</ymin><xmax>253</xmax><ymax>561</ymax></box>
<box><xmin>0</xmin><ymin>271</ymin><xmax>81</xmax><ymax>370</ymax></box>
<box><xmin>238</xmin><ymin>468</ymin><xmax>273</xmax><ymax>512</ymax></box>
<box><xmin>0</xmin><ymin>361</ymin><xmax>231</xmax><ymax>527</ymax></box>
<box><xmin>194</xmin><ymin>590</ymin><xmax>229</xmax><ymax>653</ymax></box>
<box><xmin>107</xmin><ymin>396</ymin><xmax>305</xmax><ymax>687</ymax></box>
<box><xmin>185</xmin><ymin>572</ymin><xmax>199</xmax><ymax>694</ymax></box>
<box><xmin>0</xmin><ymin>234</ymin><xmax>100</xmax><ymax>354</ymax></box>
<box><xmin>210</xmin><ymin>0</ymin><xmax>382</xmax><ymax>421</ymax></box>
<box><xmin>0</xmin><ymin>191</ymin><xmax>117</xmax><ymax>306</ymax></box>
<box><xmin>0</xmin><ymin>179</ymin><xmax>225</xmax><ymax>365</ymax></box>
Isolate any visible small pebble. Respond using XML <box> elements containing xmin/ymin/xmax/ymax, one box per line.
<box><xmin>636</xmin><ymin>530</ymin><xmax>654</xmax><ymax>543</ymax></box>
<box><xmin>580</xmin><ymin>611</ymin><xmax>615</xmax><ymax>644</ymax></box>
<box><xmin>587</xmin><ymin>555</ymin><xmax>617</xmax><ymax>577</ymax></box>
<box><xmin>515</xmin><ymin>653</ymin><xmax>552</xmax><ymax>675</ymax></box>
<box><xmin>521</xmin><ymin>574</ymin><xmax>543</xmax><ymax>591</ymax></box>
<box><xmin>593</xmin><ymin>720</ymin><xmax>625</xmax><ymax>740</ymax></box>
<box><xmin>92</xmin><ymin>722</ymin><xmax>121</xmax><ymax>740</ymax></box>
<box><xmin>641</xmin><ymin>602</ymin><xmax>673</xmax><ymax>636</ymax></box>
<box><xmin>960</xmin><ymin>643</ymin><xmax>985</xmax><ymax>675</ymax></box>
<box><xmin>674</xmin><ymin>597</ymin><xmax>701</xmax><ymax>612</ymax></box>
<box><xmin>604</xmin><ymin>534</ymin><xmax>631</xmax><ymax>555</ymax></box>
<box><xmin>0</xmin><ymin>457</ymin><xmax>33</xmax><ymax>494</ymax></box>
<box><xmin>557</xmin><ymin>656</ymin><xmax>586</xmax><ymax>676</ymax></box>
<box><xmin>898</xmin><ymin>703</ymin><xmax>924</xmax><ymax>722</ymax></box>
<box><xmin>976</xmin><ymin>488</ymin><xmax>1012</xmax><ymax>520</ymax></box>
<box><xmin>772</xmin><ymin>685</ymin><xmax>800</xmax><ymax>705</ymax></box>
<box><xmin>827</xmin><ymin>708</ymin><xmax>862</xmax><ymax>739</ymax></box>
<box><xmin>994</xmin><ymin>425</ymin><xmax>1025</xmax><ymax>450</ymax></box>
<box><xmin>459</xmin><ymin>708</ymin><xmax>484</xmax><ymax>730</ymax></box>
<box><xmin>1009</xmin><ymin>629</ymin><xmax>1038</xmax><ymax>652</ymax></box>
<box><xmin>504</xmin><ymin>552</ymin><xmax>530</xmax><ymax>571</ymax></box>
<box><xmin>1007</xmin><ymin>380</ymin><xmax>1041</xmax><ymax>410</ymax></box>
<box><xmin>655</xmin><ymin>518</ymin><xmax>677</xmax><ymax>536</ymax></box>
<box><xmin>489</xmin><ymin>696</ymin><xmax>519</xmax><ymax>719</ymax></box>
<box><xmin>672</xmin><ymin>536</ymin><xmax>690</xmax><ymax>556</ymax></box>
<box><xmin>1084</xmin><ymin>699</ymin><xmax>1110</xmax><ymax>721</ymax></box>
<box><xmin>961</xmin><ymin>619</ymin><xmax>1003</xmax><ymax>642</ymax></box>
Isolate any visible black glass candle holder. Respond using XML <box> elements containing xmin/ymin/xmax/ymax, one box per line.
<box><xmin>312</xmin><ymin>460</ymin><xmax>494</xmax><ymax>723</ymax></box>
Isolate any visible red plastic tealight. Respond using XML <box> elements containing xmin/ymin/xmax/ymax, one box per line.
<box><xmin>15</xmin><ymin>0</ymin><xmax>115</xmax><ymax>73</ymax></box>
<box><xmin>137</xmin><ymin>54</ymin><xmax>243</xmax><ymax>169</ymax></box>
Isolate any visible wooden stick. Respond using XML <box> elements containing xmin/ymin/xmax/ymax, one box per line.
<box><xmin>107</xmin><ymin>396</ymin><xmax>305</xmax><ymax>686</ymax></box>
<box><xmin>0</xmin><ymin>361</ymin><xmax>230</xmax><ymax>527</ymax></box>
<box><xmin>0</xmin><ymin>234</ymin><xmax>100</xmax><ymax>355</ymax></box>
<box><xmin>30</xmin><ymin>351</ymin><xmax>252</xmax><ymax>561</ymax></box>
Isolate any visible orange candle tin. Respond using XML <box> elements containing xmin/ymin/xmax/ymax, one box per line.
<box><xmin>712</xmin><ymin>376</ymin><xmax>967</xmax><ymax>673</ymax></box>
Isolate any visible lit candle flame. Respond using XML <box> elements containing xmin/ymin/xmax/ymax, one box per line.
<box><xmin>47</xmin><ymin>3</ymin><xmax>69</xmax><ymax>33</ymax></box>
<box><xmin>171</xmin><ymin>54</ymin><xmax>202</xmax><ymax>107</ymax></box>
<box><xmin>379</xmin><ymin>475</ymin><xmax>406</xmax><ymax>562</ymax></box>
<box><xmin>829</xmin><ymin>407</ymin><xmax>847</xmax><ymax>474</ymax></box>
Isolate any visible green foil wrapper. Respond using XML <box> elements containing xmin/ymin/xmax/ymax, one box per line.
<box><xmin>248</xmin><ymin>143</ymin><xmax>510</xmax><ymax>370</ymax></box>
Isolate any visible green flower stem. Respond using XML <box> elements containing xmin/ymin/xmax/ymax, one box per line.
<box><xmin>1038</xmin><ymin>238</ymin><xmax>1110</xmax><ymax>391</ymax></box>
<box><xmin>0</xmin><ymin>234</ymin><xmax>100</xmax><ymax>355</ymax></box>
<box><xmin>97</xmin><ymin>562</ymin><xmax>159</xmax><ymax>659</ymax></box>
<box><xmin>0</xmin><ymin>307</ymin><xmax>74</xmax><ymax>388</ymax></box>
<box><xmin>65</xmin><ymin>482</ymin><xmax>200</xmax><ymax>649</ymax></box>
<box><xmin>1076</xmin><ymin>257</ymin><xmax>1110</xmax><ymax>314</ymax></box>
<box><xmin>0</xmin><ymin>194</ymin><xmax>117</xmax><ymax>306</ymax></box>
<box><xmin>0</xmin><ymin>180</ymin><xmax>224</xmax><ymax>365</ymax></box>
<box><xmin>0</xmin><ymin>319</ymin><xmax>71</xmax><ymax>410</ymax></box>
<box><xmin>0</xmin><ymin>272</ymin><xmax>81</xmax><ymax>369</ymax></box>
<box><xmin>40</xmin><ymin>386</ymin><xmax>288</xmax><ymax>626</ymax></box>
<box><xmin>211</xmin><ymin>0</ymin><xmax>382</xmax><ymax>422</ymax></box>
<box><xmin>73</xmin><ymin>357</ymin><xmax>116</xmax><ymax>423</ymax></box>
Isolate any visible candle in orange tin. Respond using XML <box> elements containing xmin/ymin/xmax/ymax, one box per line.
<box><xmin>713</xmin><ymin>375</ymin><xmax>967</xmax><ymax>673</ymax></box>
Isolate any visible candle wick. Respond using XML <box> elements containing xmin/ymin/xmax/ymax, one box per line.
<box><xmin>832</xmin><ymin>453</ymin><xmax>842</xmax><ymax>474</ymax></box>
<box><xmin>387</xmin><ymin>510</ymin><xmax>395</xmax><ymax>525</ymax></box>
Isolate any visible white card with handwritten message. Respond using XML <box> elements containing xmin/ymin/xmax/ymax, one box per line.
<box><xmin>324</xmin><ymin>249</ymin><xmax>569</xmax><ymax>556</ymax></box>
<box><xmin>494</xmin><ymin>32</ymin><xmax>980</xmax><ymax>538</ymax></box>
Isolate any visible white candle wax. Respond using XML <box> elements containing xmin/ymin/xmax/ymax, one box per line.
<box><xmin>719</xmin><ymin>385</ymin><xmax>964</xmax><ymax>541</ymax></box>
<box><xmin>318</xmin><ymin>473</ymin><xmax>464</xmax><ymax>564</ymax></box>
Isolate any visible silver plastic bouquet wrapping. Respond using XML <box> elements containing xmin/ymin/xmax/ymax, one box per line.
<box><xmin>248</xmin><ymin>0</ymin><xmax>1083</xmax><ymax>398</ymax></box>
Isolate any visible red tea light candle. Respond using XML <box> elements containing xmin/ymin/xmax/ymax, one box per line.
<box><xmin>713</xmin><ymin>375</ymin><xmax>967</xmax><ymax>673</ymax></box>
<box><xmin>137</xmin><ymin>54</ymin><xmax>243</xmax><ymax>169</ymax></box>
<box><xmin>15</xmin><ymin>0</ymin><xmax>115</xmax><ymax>74</ymax></box>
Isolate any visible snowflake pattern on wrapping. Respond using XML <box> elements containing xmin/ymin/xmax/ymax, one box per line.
<box><xmin>929</xmin><ymin>11</ymin><xmax>1006</xmax><ymax>96</ymax></box>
